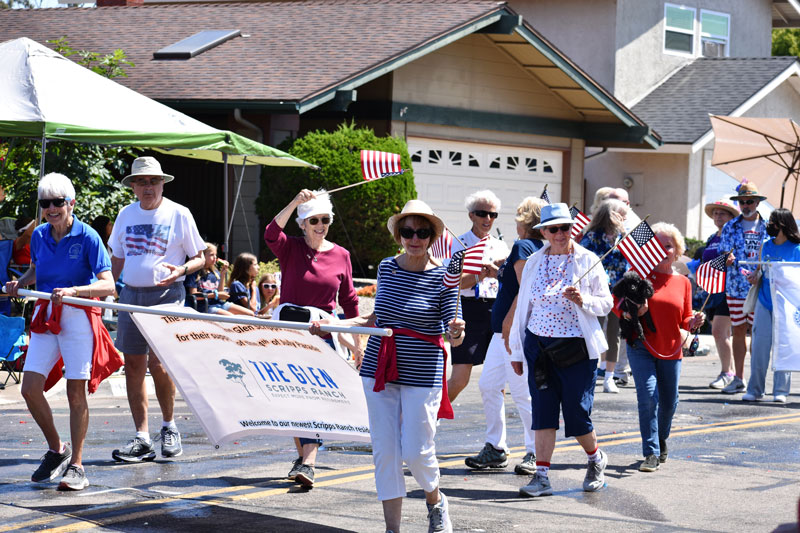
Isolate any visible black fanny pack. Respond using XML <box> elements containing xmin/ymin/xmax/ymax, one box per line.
<box><xmin>538</xmin><ymin>337</ymin><xmax>590</xmax><ymax>368</ymax></box>
<box><xmin>278</xmin><ymin>304</ymin><xmax>312</xmax><ymax>323</ymax></box>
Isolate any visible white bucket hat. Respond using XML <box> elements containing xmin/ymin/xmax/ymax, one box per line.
<box><xmin>122</xmin><ymin>156</ymin><xmax>175</xmax><ymax>187</ymax></box>
<box><xmin>295</xmin><ymin>194</ymin><xmax>334</xmax><ymax>226</ymax></box>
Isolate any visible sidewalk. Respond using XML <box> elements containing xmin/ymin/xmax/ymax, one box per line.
<box><xmin>0</xmin><ymin>372</ymin><xmax>156</xmax><ymax>405</ymax></box>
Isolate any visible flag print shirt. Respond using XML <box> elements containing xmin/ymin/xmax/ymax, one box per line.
<box><xmin>719</xmin><ymin>214</ymin><xmax>767</xmax><ymax>299</ymax></box>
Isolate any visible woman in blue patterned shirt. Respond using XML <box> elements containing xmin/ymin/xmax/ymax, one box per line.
<box><xmin>579</xmin><ymin>199</ymin><xmax>629</xmax><ymax>393</ymax></box>
<box><xmin>311</xmin><ymin>199</ymin><xmax>464</xmax><ymax>533</ymax></box>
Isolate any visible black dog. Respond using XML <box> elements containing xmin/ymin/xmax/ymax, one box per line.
<box><xmin>611</xmin><ymin>271</ymin><xmax>656</xmax><ymax>345</ymax></box>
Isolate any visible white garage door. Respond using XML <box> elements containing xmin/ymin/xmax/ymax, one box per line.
<box><xmin>408</xmin><ymin>137</ymin><xmax>564</xmax><ymax>243</ymax></box>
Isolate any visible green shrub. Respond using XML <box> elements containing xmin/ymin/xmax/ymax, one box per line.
<box><xmin>257</xmin><ymin>122</ymin><xmax>416</xmax><ymax>277</ymax></box>
<box><xmin>685</xmin><ymin>237</ymin><xmax>705</xmax><ymax>259</ymax></box>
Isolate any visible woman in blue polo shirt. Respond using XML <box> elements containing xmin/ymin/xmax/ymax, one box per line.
<box><xmin>4</xmin><ymin>172</ymin><xmax>116</xmax><ymax>492</ymax></box>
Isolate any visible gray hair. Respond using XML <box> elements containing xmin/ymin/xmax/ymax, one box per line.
<box><xmin>651</xmin><ymin>222</ymin><xmax>686</xmax><ymax>257</ymax></box>
<box><xmin>38</xmin><ymin>172</ymin><xmax>76</xmax><ymax>201</ymax></box>
<box><xmin>465</xmin><ymin>189</ymin><xmax>501</xmax><ymax>212</ymax></box>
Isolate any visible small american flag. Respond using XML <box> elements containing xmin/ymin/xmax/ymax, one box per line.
<box><xmin>569</xmin><ymin>206</ymin><xmax>590</xmax><ymax>240</ymax></box>
<box><xmin>442</xmin><ymin>238</ymin><xmax>488</xmax><ymax>288</ymax></box>
<box><xmin>361</xmin><ymin>150</ymin><xmax>403</xmax><ymax>181</ymax></box>
<box><xmin>540</xmin><ymin>188</ymin><xmax>552</xmax><ymax>204</ymax></box>
<box><xmin>696</xmin><ymin>253</ymin><xmax>728</xmax><ymax>294</ymax></box>
<box><xmin>430</xmin><ymin>232</ymin><xmax>453</xmax><ymax>259</ymax></box>
<box><xmin>617</xmin><ymin>220</ymin><xmax>667</xmax><ymax>278</ymax></box>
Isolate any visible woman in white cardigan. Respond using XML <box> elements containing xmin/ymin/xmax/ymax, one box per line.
<box><xmin>508</xmin><ymin>203</ymin><xmax>613</xmax><ymax>498</ymax></box>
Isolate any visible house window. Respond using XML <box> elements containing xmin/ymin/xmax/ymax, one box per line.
<box><xmin>664</xmin><ymin>3</ymin><xmax>696</xmax><ymax>56</ymax></box>
<box><xmin>700</xmin><ymin>10</ymin><xmax>730</xmax><ymax>57</ymax></box>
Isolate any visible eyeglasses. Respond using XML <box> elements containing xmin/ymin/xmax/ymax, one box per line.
<box><xmin>307</xmin><ymin>216</ymin><xmax>331</xmax><ymax>226</ymax></box>
<box><xmin>546</xmin><ymin>224</ymin><xmax>573</xmax><ymax>234</ymax></box>
<box><xmin>740</xmin><ymin>199</ymin><xmax>757</xmax><ymax>206</ymax></box>
<box><xmin>472</xmin><ymin>210</ymin><xmax>499</xmax><ymax>219</ymax></box>
<box><xmin>132</xmin><ymin>177</ymin><xmax>164</xmax><ymax>187</ymax></box>
<box><xmin>261</xmin><ymin>283</ymin><xmax>277</xmax><ymax>289</ymax></box>
<box><xmin>399</xmin><ymin>227</ymin><xmax>432</xmax><ymax>240</ymax></box>
<box><xmin>38</xmin><ymin>198</ymin><xmax>69</xmax><ymax>209</ymax></box>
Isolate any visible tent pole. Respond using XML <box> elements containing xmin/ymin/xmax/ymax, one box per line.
<box><xmin>37</xmin><ymin>134</ymin><xmax>47</xmax><ymax>222</ymax></box>
<box><xmin>223</xmin><ymin>154</ymin><xmax>229</xmax><ymax>260</ymax></box>
<box><xmin>225</xmin><ymin>156</ymin><xmax>248</xmax><ymax>256</ymax></box>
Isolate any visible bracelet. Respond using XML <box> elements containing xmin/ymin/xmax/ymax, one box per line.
<box><xmin>474</xmin><ymin>274</ymin><xmax>480</xmax><ymax>284</ymax></box>
<box><xmin>183</xmin><ymin>266</ymin><xmax>188</xmax><ymax>276</ymax></box>
<box><xmin>214</xmin><ymin>289</ymin><xmax>218</xmax><ymax>299</ymax></box>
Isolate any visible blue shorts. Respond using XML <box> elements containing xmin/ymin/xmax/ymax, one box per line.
<box><xmin>523</xmin><ymin>330</ymin><xmax>597</xmax><ymax>438</ymax></box>
<box><xmin>208</xmin><ymin>301</ymin><xmax>233</xmax><ymax>314</ymax></box>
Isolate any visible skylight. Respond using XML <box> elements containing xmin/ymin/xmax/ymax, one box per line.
<box><xmin>154</xmin><ymin>30</ymin><xmax>240</xmax><ymax>60</ymax></box>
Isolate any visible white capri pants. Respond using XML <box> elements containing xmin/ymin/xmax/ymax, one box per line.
<box><xmin>25</xmin><ymin>303</ymin><xmax>93</xmax><ymax>380</ymax></box>
<box><xmin>362</xmin><ymin>377</ymin><xmax>441</xmax><ymax>501</ymax></box>
<box><xmin>478</xmin><ymin>333</ymin><xmax>535</xmax><ymax>453</ymax></box>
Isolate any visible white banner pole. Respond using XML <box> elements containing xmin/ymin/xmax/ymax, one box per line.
<box><xmin>7</xmin><ymin>288</ymin><xmax>391</xmax><ymax>337</ymax></box>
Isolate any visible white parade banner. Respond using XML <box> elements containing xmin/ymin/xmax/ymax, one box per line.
<box><xmin>131</xmin><ymin>304</ymin><xmax>371</xmax><ymax>445</ymax></box>
<box><xmin>769</xmin><ymin>263</ymin><xmax>800</xmax><ymax>372</ymax></box>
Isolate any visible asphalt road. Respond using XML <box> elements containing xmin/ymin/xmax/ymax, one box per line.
<box><xmin>0</xmin><ymin>335</ymin><xmax>798</xmax><ymax>532</ymax></box>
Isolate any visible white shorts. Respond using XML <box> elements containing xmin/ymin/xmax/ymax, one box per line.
<box><xmin>25</xmin><ymin>304</ymin><xmax>93</xmax><ymax>380</ymax></box>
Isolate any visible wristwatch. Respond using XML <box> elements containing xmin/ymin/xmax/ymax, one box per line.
<box><xmin>183</xmin><ymin>266</ymin><xmax>188</xmax><ymax>276</ymax></box>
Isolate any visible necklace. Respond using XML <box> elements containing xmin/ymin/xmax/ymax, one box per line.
<box><xmin>544</xmin><ymin>250</ymin><xmax>572</xmax><ymax>289</ymax></box>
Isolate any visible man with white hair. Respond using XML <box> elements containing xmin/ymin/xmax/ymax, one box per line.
<box><xmin>109</xmin><ymin>156</ymin><xmax>205</xmax><ymax>462</ymax></box>
<box><xmin>448</xmin><ymin>190</ymin><xmax>510</xmax><ymax>403</ymax></box>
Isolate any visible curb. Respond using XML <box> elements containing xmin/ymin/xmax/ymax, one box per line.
<box><xmin>0</xmin><ymin>374</ymin><xmax>157</xmax><ymax>405</ymax></box>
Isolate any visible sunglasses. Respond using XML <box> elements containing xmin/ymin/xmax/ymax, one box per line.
<box><xmin>38</xmin><ymin>197</ymin><xmax>69</xmax><ymax>209</ymax></box>
<box><xmin>307</xmin><ymin>216</ymin><xmax>331</xmax><ymax>226</ymax></box>
<box><xmin>261</xmin><ymin>283</ymin><xmax>277</xmax><ymax>289</ymax></box>
<box><xmin>399</xmin><ymin>227</ymin><xmax>432</xmax><ymax>240</ymax></box>
<box><xmin>546</xmin><ymin>224</ymin><xmax>573</xmax><ymax>234</ymax></box>
<box><xmin>739</xmin><ymin>199</ymin><xmax>758</xmax><ymax>206</ymax></box>
<box><xmin>472</xmin><ymin>210</ymin><xmax>499</xmax><ymax>219</ymax></box>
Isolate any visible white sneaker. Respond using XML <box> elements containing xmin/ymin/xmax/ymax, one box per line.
<box><xmin>774</xmin><ymin>395</ymin><xmax>788</xmax><ymax>404</ymax></box>
<box><xmin>709</xmin><ymin>372</ymin><xmax>733</xmax><ymax>390</ymax></box>
<box><xmin>741</xmin><ymin>392</ymin><xmax>764</xmax><ymax>402</ymax></box>
<box><xmin>603</xmin><ymin>378</ymin><xmax>619</xmax><ymax>394</ymax></box>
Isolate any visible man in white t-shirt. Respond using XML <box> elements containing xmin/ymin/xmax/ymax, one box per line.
<box><xmin>447</xmin><ymin>190</ymin><xmax>510</xmax><ymax>403</ymax></box>
<box><xmin>108</xmin><ymin>157</ymin><xmax>205</xmax><ymax>463</ymax></box>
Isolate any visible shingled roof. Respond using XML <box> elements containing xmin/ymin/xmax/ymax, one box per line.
<box><xmin>632</xmin><ymin>57</ymin><xmax>799</xmax><ymax>145</ymax></box>
<box><xmin>0</xmin><ymin>0</ymin><xmax>506</xmax><ymax>106</ymax></box>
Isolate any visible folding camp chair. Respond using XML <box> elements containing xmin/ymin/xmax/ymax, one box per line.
<box><xmin>0</xmin><ymin>314</ymin><xmax>27</xmax><ymax>389</ymax></box>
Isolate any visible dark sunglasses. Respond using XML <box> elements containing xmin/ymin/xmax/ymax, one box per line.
<box><xmin>472</xmin><ymin>210</ymin><xmax>499</xmax><ymax>219</ymax></box>
<box><xmin>38</xmin><ymin>197</ymin><xmax>68</xmax><ymax>209</ymax></box>
<box><xmin>739</xmin><ymin>199</ymin><xmax>757</xmax><ymax>206</ymax></box>
<box><xmin>261</xmin><ymin>283</ymin><xmax>277</xmax><ymax>289</ymax></box>
<box><xmin>399</xmin><ymin>227</ymin><xmax>432</xmax><ymax>240</ymax></box>
<box><xmin>546</xmin><ymin>224</ymin><xmax>573</xmax><ymax>234</ymax></box>
<box><xmin>307</xmin><ymin>216</ymin><xmax>331</xmax><ymax>226</ymax></box>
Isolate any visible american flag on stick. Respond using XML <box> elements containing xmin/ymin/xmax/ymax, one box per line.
<box><xmin>540</xmin><ymin>188</ymin><xmax>552</xmax><ymax>204</ymax></box>
<box><xmin>430</xmin><ymin>231</ymin><xmax>453</xmax><ymax>259</ymax></box>
<box><xmin>361</xmin><ymin>150</ymin><xmax>404</xmax><ymax>181</ymax></box>
<box><xmin>442</xmin><ymin>238</ymin><xmax>488</xmax><ymax>288</ymax></box>
<box><xmin>696</xmin><ymin>253</ymin><xmax>728</xmax><ymax>294</ymax></box>
<box><xmin>617</xmin><ymin>220</ymin><xmax>667</xmax><ymax>279</ymax></box>
<box><xmin>569</xmin><ymin>206</ymin><xmax>590</xmax><ymax>240</ymax></box>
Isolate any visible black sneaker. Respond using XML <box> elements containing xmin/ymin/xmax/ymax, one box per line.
<box><xmin>160</xmin><ymin>427</ymin><xmax>183</xmax><ymax>458</ymax></box>
<box><xmin>32</xmin><ymin>444</ymin><xmax>72</xmax><ymax>483</ymax></box>
<box><xmin>465</xmin><ymin>442</ymin><xmax>508</xmax><ymax>469</ymax></box>
<box><xmin>659</xmin><ymin>439</ymin><xmax>668</xmax><ymax>464</ymax></box>
<box><xmin>112</xmin><ymin>437</ymin><xmax>156</xmax><ymax>463</ymax></box>
<box><xmin>58</xmin><ymin>464</ymin><xmax>89</xmax><ymax>491</ymax></box>
<box><xmin>287</xmin><ymin>457</ymin><xmax>303</xmax><ymax>480</ymax></box>
<box><xmin>294</xmin><ymin>464</ymin><xmax>315</xmax><ymax>487</ymax></box>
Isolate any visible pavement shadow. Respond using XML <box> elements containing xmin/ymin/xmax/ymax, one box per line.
<box><xmin>26</xmin><ymin>503</ymin><xmax>356</xmax><ymax>532</ymax></box>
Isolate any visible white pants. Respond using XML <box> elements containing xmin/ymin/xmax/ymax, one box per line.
<box><xmin>26</xmin><ymin>303</ymin><xmax>93</xmax><ymax>380</ymax></box>
<box><xmin>362</xmin><ymin>377</ymin><xmax>441</xmax><ymax>501</ymax></box>
<box><xmin>477</xmin><ymin>333</ymin><xmax>535</xmax><ymax>453</ymax></box>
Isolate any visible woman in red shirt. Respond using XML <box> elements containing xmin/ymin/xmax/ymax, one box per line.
<box><xmin>617</xmin><ymin>223</ymin><xmax>704</xmax><ymax>473</ymax></box>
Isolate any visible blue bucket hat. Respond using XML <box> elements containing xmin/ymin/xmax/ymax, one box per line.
<box><xmin>534</xmin><ymin>203</ymin><xmax>575</xmax><ymax>229</ymax></box>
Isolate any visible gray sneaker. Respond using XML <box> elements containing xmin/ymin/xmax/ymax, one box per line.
<box><xmin>514</xmin><ymin>452</ymin><xmax>537</xmax><ymax>475</ymax></box>
<box><xmin>31</xmin><ymin>444</ymin><xmax>72</xmax><ymax>483</ymax></box>
<box><xmin>639</xmin><ymin>454</ymin><xmax>660</xmax><ymax>472</ymax></box>
<box><xmin>160</xmin><ymin>427</ymin><xmax>183</xmax><ymax>458</ymax></box>
<box><xmin>58</xmin><ymin>464</ymin><xmax>89</xmax><ymax>491</ymax></box>
<box><xmin>464</xmin><ymin>442</ymin><xmax>508</xmax><ymax>469</ymax></box>
<box><xmin>295</xmin><ymin>464</ymin><xmax>315</xmax><ymax>488</ymax></box>
<box><xmin>426</xmin><ymin>491</ymin><xmax>452</xmax><ymax>533</ymax></box>
<box><xmin>583</xmin><ymin>449</ymin><xmax>607</xmax><ymax>492</ymax></box>
<box><xmin>709</xmin><ymin>372</ymin><xmax>733</xmax><ymax>389</ymax></box>
<box><xmin>721</xmin><ymin>376</ymin><xmax>746</xmax><ymax>394</ymax></box>
<box><xmin>287</xmin><ymin>457</ymin><xmax>303</xmax><ymax>480</ymax></box>
<box><xmin>112</xmin><ymin>437</ymin><xmax>156</xmax><ymax>463</ymax></box>
<box><xmin>519</xmin><ymin>473</ymin><xmax>552</xmax><ymax>497</ymax></box>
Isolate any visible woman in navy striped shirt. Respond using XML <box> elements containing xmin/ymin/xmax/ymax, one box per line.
<box><xmin>311</xmin><ymin>199</ymin><xmax>464</xmax><ymax>533</ymax></box>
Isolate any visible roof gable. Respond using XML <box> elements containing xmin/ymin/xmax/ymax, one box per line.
<box><xmin>632</xmin><ymin>57</ymin><xmax>799</xmax><ymax>144</ymax></box>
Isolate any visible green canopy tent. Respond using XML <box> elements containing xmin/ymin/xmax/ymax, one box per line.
<box><xmin>0</xmin><ymin>37</ymin><xmax>316</xmax><ymax>253</ymax></box>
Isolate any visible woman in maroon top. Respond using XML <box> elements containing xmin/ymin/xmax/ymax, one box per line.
<box><xmin>264</xmin><ymin>188</ymin><xmax>361</xmax><ymax>488</ymax></box>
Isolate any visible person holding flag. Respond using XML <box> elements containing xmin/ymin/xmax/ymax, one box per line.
<box><xmin>700</xmin><ymin>199</ymin><xmax>739</xmax><ymax>389</ymax></box>
<box><xmin>447</xmin><ymin>190</ymin><xmax>509</xmax><ymax>404</ymax></box>
<box><xmin>614</xmin><ymin>223</ymin><xmax>705</xmax><ymax>473</ymax></box>
<box><xmin>742</xmin><ymin>208</ymin><xmax>800</xmax><ymax>403</ymax></box>
<box><xmin>508</xmin><ymin>203</ymin><xmax>612</xmax><ymax>498</ymax></box>
<box><xmin>310</xmin><ymin>199</ymin><xmax>464</xmax><ymax>533</ymax></box>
